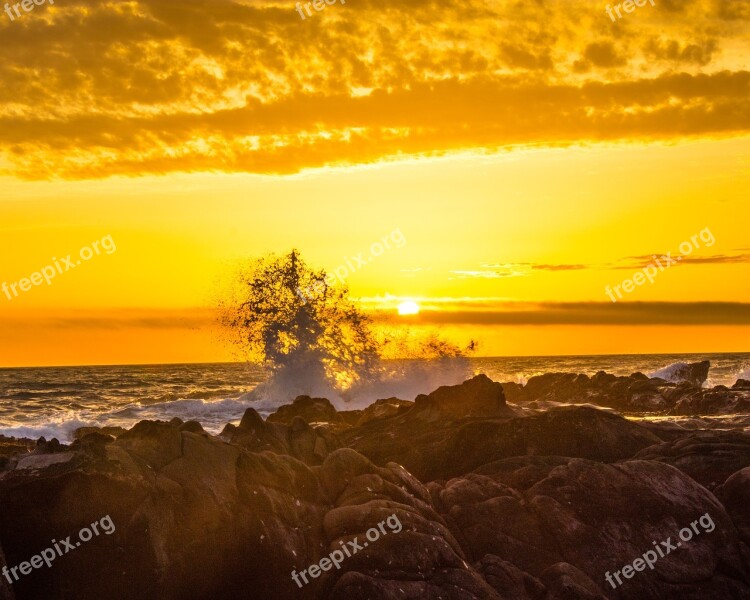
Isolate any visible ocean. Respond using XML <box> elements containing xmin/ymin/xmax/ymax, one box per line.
<box><xmin>1</xmin><ymin>353</ymin><xmax>748</xmax><ymax>442</ymax></box>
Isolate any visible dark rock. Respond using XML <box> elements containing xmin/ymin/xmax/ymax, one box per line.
<box><xmin>431</xmin><ymin>457</ymin><xmax>749</xmax><ymax>599</ymax></box>
<box><xmin>668</xmin><ymin>386</ymin><xmax>750</xmax><ymax>415</ymax></box>
<box><xmin>476</xmin><ymin>554</ymin><xmax>546</xmax><ymax>599</ymax></box>
<box><xmin>412</xmin><ymin>374</ymin><xmax>515</xmax><ymax>421</ymax></box>
<box><xmin>716</xmin><ymin>467</ymin><xmax>750</xmax><ymax>549</ymax></box>
<box><xmin>179</xmin><ymin>420</ymin><xmax>206</xmax><ymax>434</ymax></box>
<box><xmin>228</xmin><ymin>408</ymin><xmax>339</xmax><ymax>466</ymax></box>
<box><xmin>632</xmin><ymin>431</ymin><xmax>750</xmax><ymax>490</ymax></box>
<box><xmin>345</xmin><ymin>404</ymin><xmax>661</xmax><ymax>482</ymax></box>
<box><xmin>650</xmin><ymin>360</ymin><xmax>711</xmax><ymax>387</ymax></box>
<box><xmin>268</xmin><ymin>395</ymin><xmax>344</xmax><ymax>425</ymax></box>
<box><xmin>0</xmin><ymin>435</ymin><xmax>35</xmax><ymax>460</ymax></box>
<box><xmin>355</xmin><ymin>397</ymin><xmax>412</xmax><ymax>426</ymax></box>
<box><xmin>74</xmin><ymin>426</ymin><xmax>127</xmax><ymax>440</ymax></box>
<box><xmin>539</xmin><ymin>562</ymin><xmax>608</xmax><ymax>600</ymax></box>
<box><xmin>733</xmin><ymin>379</ymin><xmax>750</xmax><ymax>390</ymax></box>
<box><xmin>338</xmin><ymin>410</ymin><xmax>363</xmax><ymax>426</ymax></box>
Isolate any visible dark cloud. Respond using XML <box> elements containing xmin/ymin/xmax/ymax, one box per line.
<box><xmin>407</xmin><ymin>302</ymin><xmax>750</xmax><ymax>325</ymax></box>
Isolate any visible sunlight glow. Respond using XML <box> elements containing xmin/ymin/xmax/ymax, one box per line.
<box><xmin>397</xmin><ymin>301</ymin><xmax>420</xmax><ymax>316</ymax></box>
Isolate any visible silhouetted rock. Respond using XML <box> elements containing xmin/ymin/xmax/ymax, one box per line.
<box><xmin>650</xmin><ymin>360</ymin><xmax>711</xmax><ymax>386</ymax></box>
<box><xmin>268</xmin><ymin>395</ymin><xmax>344</xmax><ymax>425</ymax></box>
<box><xmin>2</xmin><ymin>373</ymin><xmax>750</xmax><ymax>599</ymax></box>
<box><xmin>500</xmin><ymin>362</ymin><xmax>750</xmax><ymax>416</ymax></box>
<box><xmin>225</xmin><ymin>408</ymin><xmax>339</xmax><ymax>465</ymax></box>
<box><xmin>412</xmin><ymin>374</ymin><xmax>515</xmax><ymax>421</ymax></box>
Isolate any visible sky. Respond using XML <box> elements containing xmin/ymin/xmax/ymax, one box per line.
<box><xmin>0</xmin><ymin>0</ymin><xmax>748</xmax><ymax>367</ymax></box>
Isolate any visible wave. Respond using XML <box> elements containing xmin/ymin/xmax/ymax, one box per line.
<box><xmin>0</xmin><ymin>396</ymin><xmax>254</xmax><ymax>443</ymax></box>
<box><xmin>648</xmin><ymin>362</ymin><xmax>702</xmax><ymax>384</ymax></box>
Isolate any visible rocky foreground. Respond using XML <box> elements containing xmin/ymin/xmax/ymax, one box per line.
<box><xmin>1</xmin><ymin>367</ymin><xmax>750</xmax><ymax>599</ymax></box>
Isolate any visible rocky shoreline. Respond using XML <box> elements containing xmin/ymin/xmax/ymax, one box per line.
<box><xmin>1</xmin><ymin>364</ymin><xmax>750</xmax><ymax>599</ymax></box>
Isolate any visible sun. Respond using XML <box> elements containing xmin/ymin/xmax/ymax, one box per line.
<box><xmin>397</xmin><ymin>301</ymin><xmax>420</xmax><ymax>315</ymax></box>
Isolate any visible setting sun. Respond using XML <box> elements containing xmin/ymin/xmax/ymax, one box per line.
<box><xmin>397</xmin><ymin>301</ymin><xmax>420</xmax><ymax>316</ymax></box>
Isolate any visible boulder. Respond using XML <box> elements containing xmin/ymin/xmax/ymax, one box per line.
<box><xmin>411</xmin><ymin>374</ymin><xmax>516</xmax><ymax>421</ymax></box>
<box><xmin>632</xmin><ymin>431</ymin><xmax>750</xmax><ymax>490</ymax></box>
<box><xmin>267</xmin><ymin>395</ymin><xmax>344</xmax><ymax>425</ymax></box>
<box><xmin>650</xmin><ymin>360</ymin><xmax>711</xmax><ymax>387</ymax></box>
<box><xmin>431</xmin><ymin>457</ymin><xmax>749</xmax><ymax>599</ymax></box>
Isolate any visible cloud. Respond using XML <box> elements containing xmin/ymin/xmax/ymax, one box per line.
<box><xmin>619</xmin><ymin>252</ymin><xmax>750</xmax><ymax>269</ymax></box>
<box><xmin>0</xmin><ymin>0</ymin><xmax>747</xmax><ymax>179</ymax></box>
<box><xmin>404</xmin><ymin>302</ymin><xmax>750</xmax><ymax>325</ymax></box>
<box><xmin>0</xmin><ymin>308</ymin><xmax>215</xmax><ymax>331</ymax></box>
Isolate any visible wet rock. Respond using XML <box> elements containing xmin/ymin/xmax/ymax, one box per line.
<box><xmin>651</xmin><ymin>360</ymin><xmax>711</xmax><ymax>387</ymax></box>
<box><xmin>355</xmin><ymin>398</ymin><xmax>412</xmax><ymax>426</ymax></box>
<box><xmin>669</xmin><ymin>387</ymin><xmax>750</xmax><ymax>416</ymax></box>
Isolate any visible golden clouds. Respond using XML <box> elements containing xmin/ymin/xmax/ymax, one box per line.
<box><xmin>0</xmin><ymin>0</ymin><xmax>748</xmax><ymax>179</ymax></box>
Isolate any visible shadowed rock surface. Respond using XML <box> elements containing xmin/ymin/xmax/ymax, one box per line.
<box><xmin>1</xmin><ymin>372</ymin><xmax>749</xmax><ymax>599</ymax></box>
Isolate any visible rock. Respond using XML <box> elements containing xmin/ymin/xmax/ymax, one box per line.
<box><xmin>538</xmin><ymin>563</ymin><xmax>608</xmax><ymax>600</ymax></box>
<box><xmin>499</xmin><ymin>364</ymin><xmax>750</xmax><ymax>415</ymax></box>
<box><xmin>15</xmin><ymin>452</ymin><xmax>76</xmax><ymax>470</ymax></box>
<box><xmin>716</xmin><ymin>467</ymin><xmax>750</xmax><ymax>549</ymax></box>
<box><xmin>227</xmin><ymin>408</ymin><xmax>339</xmax><ymax>466</ymax></box>
<box><xmin>632</xmin><ymin>431</ymin><xmax>750</xmax><ymax>489</ymax></box>
<box><xmin>268</xmin><ymin>395</ymin><xmax>344</xmax><ymax>425</ymax></box>
<box><xmin>650</xmin><ymin>360</ymin><xmax>711</xmax><ymax>387</ymax></box>
<box><xmin>2</xmin><ymin>372</ymin><xmax>750</xmax><ymax>599</ymax></box>
<box><xmin>115</xmin><ymin>420</ymin><xmax>183</xmax><ymax>469</ymax></box>
<box><xmin>668</xmin><ymin>386</ymin><xmax>750</xmax><ymax>415</ymax></box>
<box><xmin>412</xmin><ymin>374</ymin><xmax>515</xmax><ymax>421</ymax></box>
<box><xmin>733</xmin><ymin>379</ymin><xmax>750</xmax><ymax>390</ymax></box>
<box><xmin>74</xmin><ymin>426</ymin><xmax>127</xmax><ymax>440</ymax></box>
<box><xmin>0</xmin><ymin>435</ymin><xmax>34</xmax><ymax>460</ymax></box>
<box><xmin>355</xmin><ymin>398</ymin><xmax>412</xmax><ymax>426</ymax></box>
<box><xmin>476</xmin><ymin>554</ymin><xmax>546</xmax><ymax>599</ymax></box>
<box><xmin>344</xmin><ymin>404</ymin><xmax>661</xmax><ymax>482</ymax></box>
<box><xmin>179</xmin><ymin>420</ymin><xmax>207</xmax><ymax>434</ymax></box>
<box><xmin>431</xmin><ymin>457</ymin><xmax>749</xmax><ymax>599</ymax></box>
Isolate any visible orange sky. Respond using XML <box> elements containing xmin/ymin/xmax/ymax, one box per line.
<box><xmin>0</xmin><ymin>0</ymin><xmax>748</xmax><ymax>367</ymax></box>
